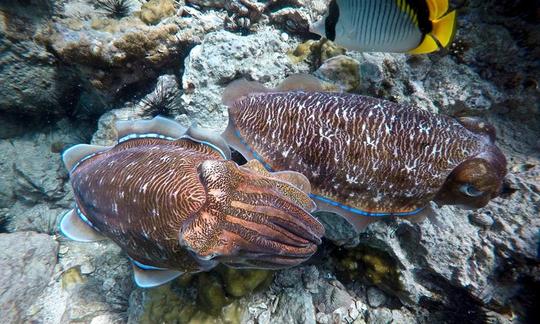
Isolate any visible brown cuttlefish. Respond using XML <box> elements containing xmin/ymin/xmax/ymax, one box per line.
<box><xmin>59</xmin><ymin>117</ymin><xmax>324</xmax><ymax>288</ymax></box>
<box><xmin>222</xmin><ymin>75</ymin><xmax>508</xmax><ymax>232</ymax></box>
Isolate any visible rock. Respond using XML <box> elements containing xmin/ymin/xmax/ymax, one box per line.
<box><xmin>314</xmin><ymin>212</ymin><xmax>360</xmax><ymax>247</ymax></box>
<box><xmin>366</xmin><ymin>287</ymin><xmax>386</xmax><ymax>308</ymax></box>
<box><xmin>0</xmin><ymin>232</ymin><xmax>58</xmax><ymax>323</ymax></box>
<box><xmin>468</xmin><ymin>210</ymin><xmax>495</xmax><ymax>228</ymax></box>
<box><xmin>26</xmin><ymin>239</ymin><xmax>133</xmax><ymax>323</ymax></box>
<box><xmin>181</xmin><ymin>27</ymin><xmax>310</xmax><ymax>128</ymax></box>
<box><xmin>0</xmin><ymin>5</ymin><xmax>79</xmax><ymax>116</ymax></box>
<box><xmin>273</xmin><ymin>288</ymin><xmax>316</xmax><ymax>324</ymax></box>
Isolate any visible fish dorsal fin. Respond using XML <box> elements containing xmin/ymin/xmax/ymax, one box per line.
<box><xmin>115</xmin><ymin>116</ymin><xmax>187</xmax><ymax>142</ymax></box>
<box><xmin>222</xmin><ymin>79</ymin><xmax>270</xmax><ymax>107</ymax></box>
<box><xmin>276</xmin><ymin>74</ymin><xmax>325</xmax><ymax>92</ymax></box>
<box><xmin>183</xmin><ymin>125</ymin><xmax>232</xmax><ymax>159</ymax></box>
<box><xmin>426</xmin><ymin>0</ymin><xmax>450</xmax><ymax>20</ymax></box>
<box><xmin>131</xmin><ymin>262</ymin><xmax>182</xmax><ymax>288</ymax></box>
<box><xmin>430</xmin><ymin>9</ymin><xmax>457</xmax><ymax>49</ymax></box>
<box><xmin>62</xmin><ymin>144</ymin><xmax>111</xmax><ymax>173</ymax></box>
<box><xmin>59</xmin><ymin>209</ymin><xmax>106</xmax><ymax>242</ymax></box>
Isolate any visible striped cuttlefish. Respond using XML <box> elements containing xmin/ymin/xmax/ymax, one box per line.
<box><xmin>221</xmin><ymin>74</ymin><xmax>507</xmax><ymax>232</ymax></box>
<box><xmin>60</xmin><ymin>117</ymin><xmax>324</xmax><ymax>288</ymax></box>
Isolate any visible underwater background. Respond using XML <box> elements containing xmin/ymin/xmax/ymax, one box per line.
<box><xmin>0</xmin><ymin>0</ymin><xmax>538</xmax><ymax>323</ymax></box>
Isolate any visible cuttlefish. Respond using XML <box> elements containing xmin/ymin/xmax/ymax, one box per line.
<box><xmin>59</xmin><ymin>117</ymin><xmax>324</xmax><ymax>288</ymax></box>
<box><xmin>222</xmin><ymin>75</ymin><xmax>507</xmax><ymax>231</ymax></box>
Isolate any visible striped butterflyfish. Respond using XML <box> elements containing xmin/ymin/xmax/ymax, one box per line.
<box><xmin>310</xmin><ymin>0</ymin><xmax>457</xmax><ymax>54</ymax></box>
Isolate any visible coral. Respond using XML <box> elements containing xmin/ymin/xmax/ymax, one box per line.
<box><xmin>288</xmin><ymin>39</ymin><xmax>346</xmax><ymax>67</ymax></box>
<box><xmin>139</xmin><ymin>0</ymin><xmax>177</xmax><ymax>25</ymax></box>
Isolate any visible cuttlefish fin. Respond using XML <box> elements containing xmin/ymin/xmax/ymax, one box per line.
<box><xmin>115</xmin><ymin>116</ymin><xmax>187</xmax><ymax>142</ymax></box>
<box><xmin>183</xmin><ymin>124</ymin><xmax>231</xmax><ymax>159</ymax></box>
<box><xmin>62</xmin><ymin>144</ymin><xmax>111</xmax><ymax>173</ymax></box>
<box><xmin>222</xmin><ymin>74</ymin><xmax>325</xmax><ymax>107</ymax></box>
<box><xmin>403</xmin><ymin>205</ymin><xmax>436</xmax><ymax>224</ymax></box>
<box><xmin>222</xmin><ymin>79</ymin><xmax>270</xmax><ymax>107</ymax></box>
<box><xmin>59</xmin><ymin>209</ymin><xmax>106</xmax><ymax>242</ymax></box>
<box><xmin>314</xmin><ymin>199</ymin><xmax>378</xmax><ymax>232</ymax></box>
<box><xmin>275</xmin><ymin>74</ymin><xmax>325</xmax><ymax>92</ymax></box>
<box><xmin>131</xmin><ymin>261</ymin><xmax>183</xmax><ymax>288</ymax></box>
<box><xmin>221</xmin><ymin>74</ymin><xmax>324</xmax><ymax>162</ymax></box>
<box><xmin>241</xmin><ymin>160</ymin><xmax>312</xmax><ymax>195</ymax></box>
<box><xmin>240</xmin><ymin>160</ymin><xmax>314</xmax><ymax>210</ymax></box>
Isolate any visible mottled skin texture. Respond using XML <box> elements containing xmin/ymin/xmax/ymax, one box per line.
<box><xmin>226</xmin><ymin>91</ymin><xmax>507</xmax><ymax>216</ymax></box>
<box><xmin>70</xmin><ymin>137</ymin><xmax>324</xmax><ymax>272</ymax></box>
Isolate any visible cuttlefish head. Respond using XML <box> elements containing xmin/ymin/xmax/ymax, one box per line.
<box><xmin>434</xmin><ymin>118</ymin><xmax>507</xmax><ymax>209</ymax></box>
<box><xmin>179</xmin><ymin>159</ymin><xmax>324</xmax><ymax>270</ymax></box>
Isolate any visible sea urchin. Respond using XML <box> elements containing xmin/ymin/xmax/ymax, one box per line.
<box><xmin>96</xmin><ymin>0</ymin><xmax>132</xmax><ymax>19</ymax></box>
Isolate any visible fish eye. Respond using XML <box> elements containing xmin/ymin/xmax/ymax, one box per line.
<box><xmin>459</xmin><ymin>184</ymin><xmax>484</xmax><ymax>197</ymax></box>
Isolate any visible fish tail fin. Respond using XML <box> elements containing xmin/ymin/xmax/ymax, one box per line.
<box><xmin>407</xmin><ymin>35</ymin><xmax>439</xmax><ymax>54</ymax></box>
<box><xmin>408</xmin><ymin>8</ymin><xmax>456</xmax><ymax>54</ymax></box>
<box><xmin>115</xmin><ymin>115</ymin><xmax>187</xmax><ymax>143</ymax></box>
<box><xmin>430</xmin><ymin>9</ymin><xmax>457</xmax><ymax>49</ymax></box>
<box><xmin>222</xmin><ymin>79</ymin><xmax>270</xmax><ymax>107</ymax></box>
<box><xmin>426</xmin><ymin>0</ymin><xmax>450</xmax><ymax>21</ymax></box>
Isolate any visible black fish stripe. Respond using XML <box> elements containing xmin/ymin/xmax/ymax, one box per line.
<box><xmin>389</xmin><ymin>0</ymin><xmax>400</xmax><ymax>44</ymax></box>
<box><xmin>373</xmin><ymin>0</ymin><xmax>382</xmax><ymax>46</ymax></box>
<box><xmin>351</xmin><ymin>0</ymin><xmax>359</xmax><ymax>39</ymax></box>
<box><xmin>367</xmin><ymin>0</ymin><xmax>375</xmax><ymax>45</ymax></box>
<box><xmin>380</xmin><ymin>0</ymin><xmax>390</xmax><ymax>45</ymax></box>
<box><xmin>359</xmin><ymin>0</ymin><xmax>369</xmax><ymax>44</ymax></box>
<box><xmin>395</xmin><ymin>1</ymin><xmax>408</xmax><ymax>45</ymax></box>
<box><xmin>325</xmin><ymin>0</ymin><xmax>339</xmax><ymax>41</ymax></box>
<box><xmin>387</xmin><ymin>0</ymin><xmax>398</xmax><ymax>44</ymax></box>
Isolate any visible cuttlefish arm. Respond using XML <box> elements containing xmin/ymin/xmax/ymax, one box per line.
<box><xmin>179</xmin><ymin>159</ymin><xmax>324</xmax><ymax>270</ymax></box>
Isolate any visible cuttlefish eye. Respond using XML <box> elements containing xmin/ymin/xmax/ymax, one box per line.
<box><xmin>434</xmin><ymin>147</ymin><xmax>507</xmax><ymax>209</ymax></box>
<box><xmin>459</xmin><ymin>184</ymin><xmax>484</xmax><ymax>197</ymax></box>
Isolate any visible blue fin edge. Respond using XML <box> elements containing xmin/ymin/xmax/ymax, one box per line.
<box><xmin>130</xmin><ymin>257</ymin><xmax>168</xmax><ymax>271</ymax></box>
<box><xmin>118</xmin><ymin>133</ymin><xmax>177</xmax><ymax>143</ymax></box>
<box><xmin>233</xmin><ymin>129</ymin><xmax>275</xmax><ymax>171</ymax></box>
<box><xmin>181</xmin><ymin>134</ymin><xmax>227</xmax><ymax>159</ymax></box>
<box><xmin>309</xmin><ymin>194</ymin><xmax>425</xmax><ymax>217</ymax></box>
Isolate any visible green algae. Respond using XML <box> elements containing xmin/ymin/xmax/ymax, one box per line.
<box><xmin>140</xmin><ymin>266</ymin><xmax>274</xmax><ymax>323</ymax></box>
<box><xmin>61</xmin><ymin>266</ymin><xmax>86</xmax><ymax>289</ymax></box>
<box><xmin>335</xmin><ymin>244</ymin><xmax>402</xmax><ymax>292</ymax></box>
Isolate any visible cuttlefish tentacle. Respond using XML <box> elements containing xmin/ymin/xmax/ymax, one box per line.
<box><xmin>179</xmin><ymin>159</ymin><xmax>324</xmax><ymax>267</ymax></box>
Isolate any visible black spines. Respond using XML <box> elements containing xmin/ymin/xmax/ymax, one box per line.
<box><xmin>325</xmin><ymin>0</ymin><xmax>340</xmax><ymax>41</ymax></box>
